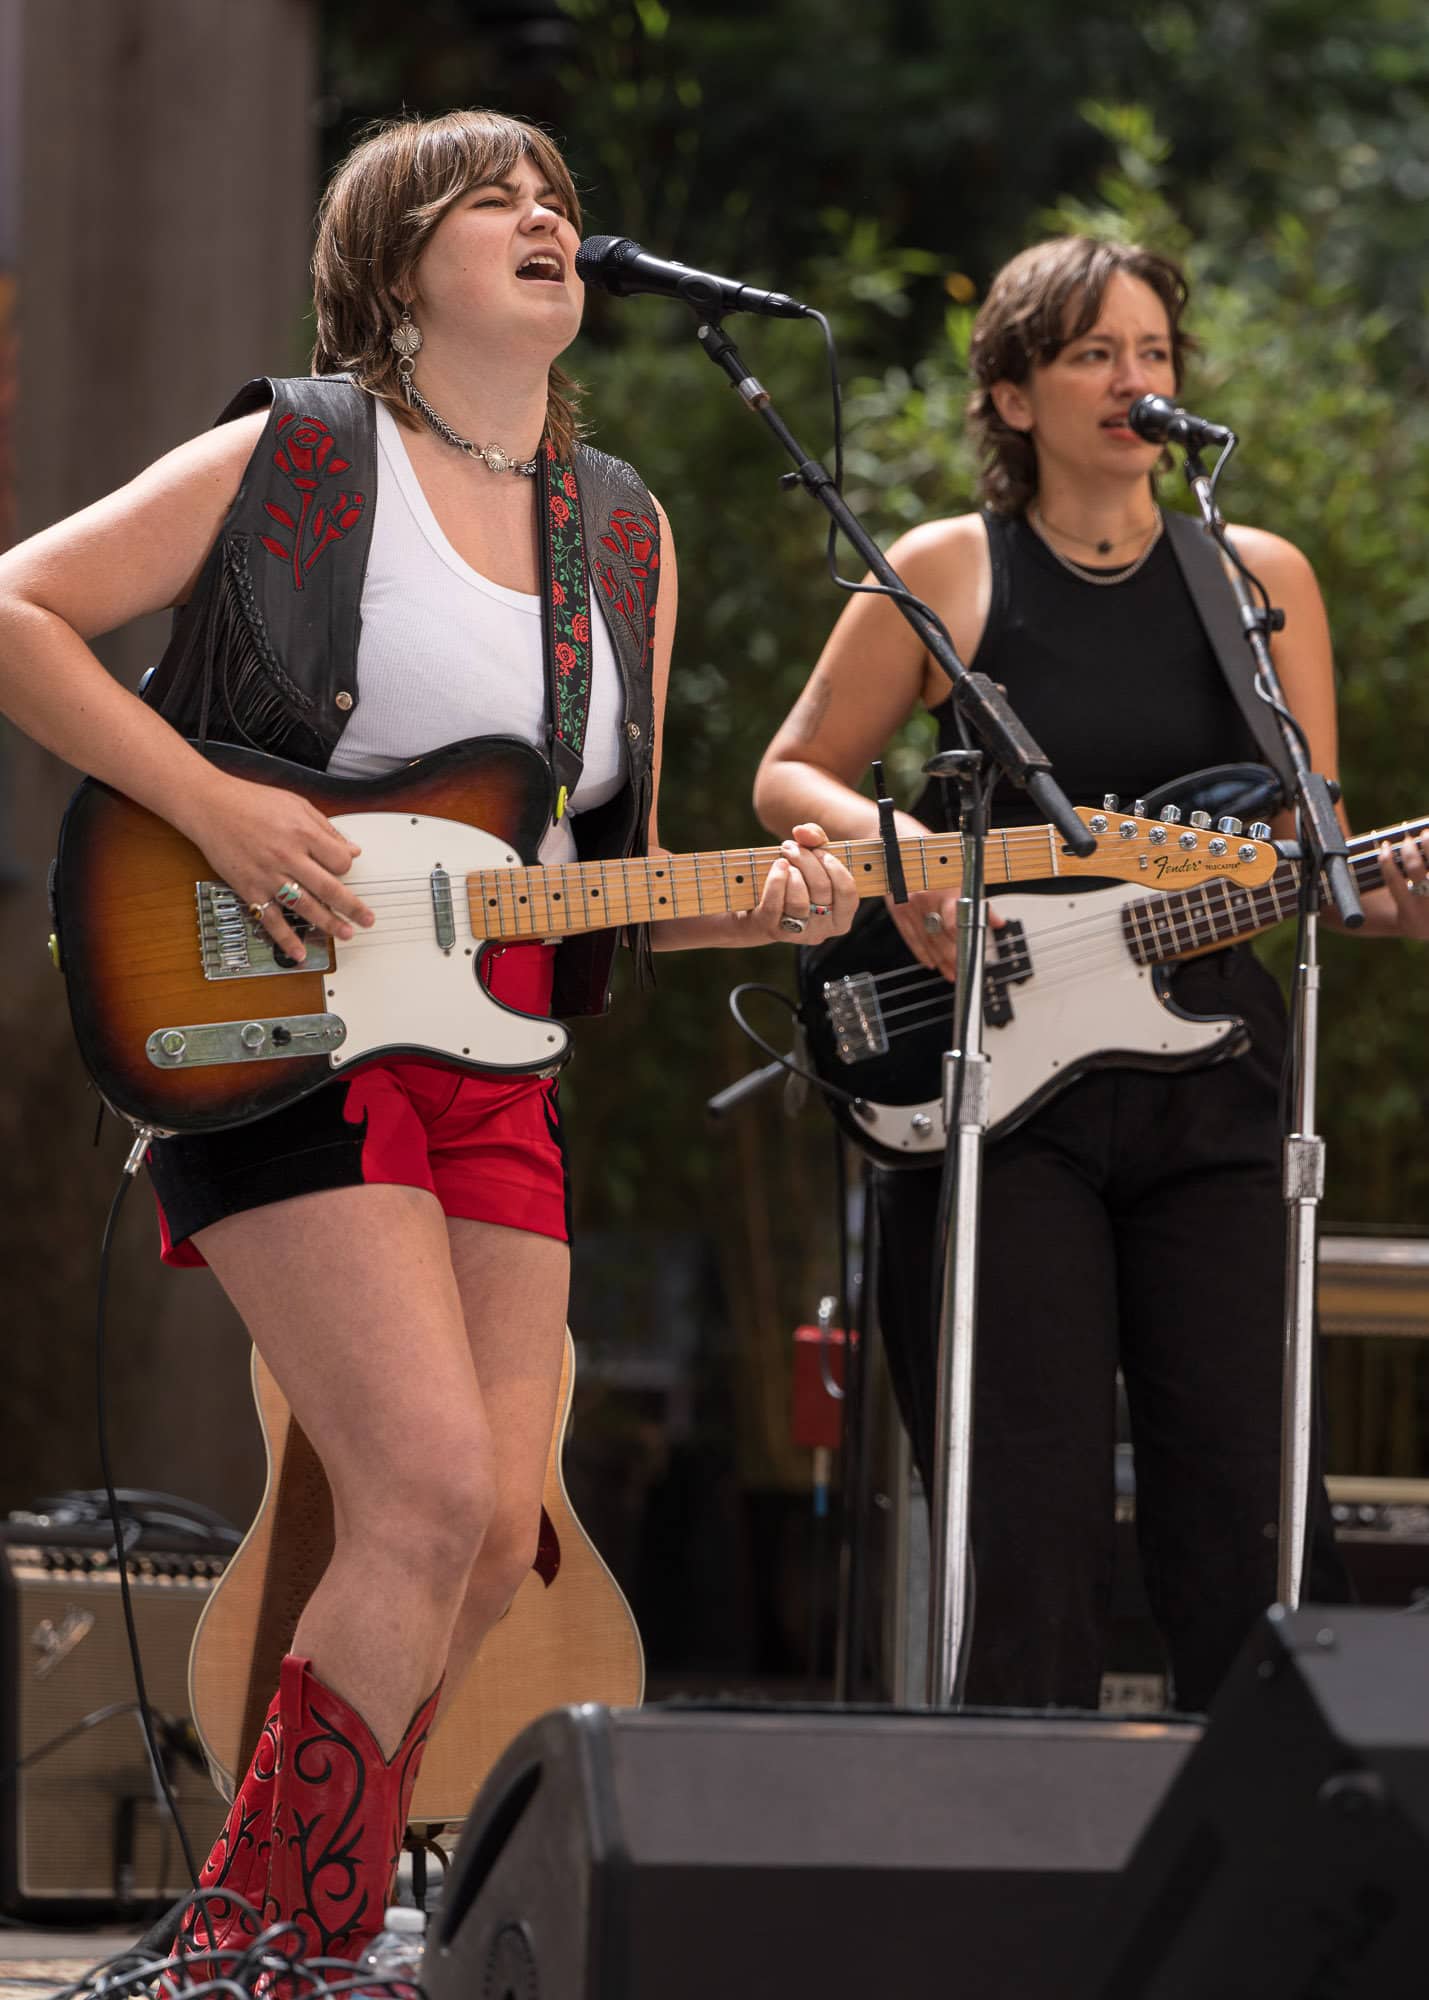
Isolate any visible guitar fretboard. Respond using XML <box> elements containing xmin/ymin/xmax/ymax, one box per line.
<box><xmin>1121</xmin><ymin>817</ymin><xmax>1427</xmax><ymax>964</ymax></box>
<box><xmin>467</xmin><ymin>826</ymin><xmax>1075</xmax><ymax>940</ymax></box>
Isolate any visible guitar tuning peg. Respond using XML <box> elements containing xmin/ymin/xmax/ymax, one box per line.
<box><xmin>1189</xmin><ymin>810</ymin><xmax>1213</xmax><ymax>829</ymax></box>
<box><xmin>1248</xmin><ymin>821</ymin><xmax>1273</xmax><ymax>841</ymax></box>
<box><xmin>1159</xmin><ymin>804</ymin><xmax>1183</xmax><ymax>824</ymax></box>
<box><xmin>1216</xmin><ymin>816</ymin><xmax>1244</xmax><ymax>835</ymax></box>
<box><xmin>1102</xmin><ymin>793</ymin><xmax>1120</xmax><ymax>812</ymax></box>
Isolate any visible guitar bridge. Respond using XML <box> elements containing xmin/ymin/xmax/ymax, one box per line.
<box><xmin>824</xmin><ymin>972</ymin><xmax>886</xmax><ymax>1064</ymax></box>
<box><xmin>197</xmin><ymin>883</ymin><xmax>332</xmax><ymax>980</ymax></box>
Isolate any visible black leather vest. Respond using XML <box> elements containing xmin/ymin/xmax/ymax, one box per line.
<box><xmin>142</xmin><ymin>375</ymin><xmax>661</xmax><ymax>1016</ymax></box>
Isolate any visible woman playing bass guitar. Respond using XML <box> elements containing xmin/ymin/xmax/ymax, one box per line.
<box><xmin>755</xmin><ymin>236</ymin><xmax>1429</xmax><ymax>1712</ymax></box>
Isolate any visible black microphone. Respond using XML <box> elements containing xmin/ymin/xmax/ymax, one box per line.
<box><xmin>574</xmin><ymin>235</ymin><xmax>811</xmax><ymax>320</ymax></box>
<box><xmin>1127</xmin><ymin>393</ymin><xmax>1235</xmax><ymax>449</ymax></box>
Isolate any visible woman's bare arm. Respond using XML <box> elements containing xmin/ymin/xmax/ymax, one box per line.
<box><xmin>642</xmin><ymin>499</ymin><xmax>856</xmax><ymax>949</ymax></box>
<box><xmin>754</xmin><ymin>512</ymin><xmax>990</xmax><ymax>974</ymax></box>
<box><xmin>1232</xmin><ymin>525</ymin><xmax>1429</xmax><ymax>939</ymax></box>
<box><xmin>0</xmin><ymin>412</ymin><xmax>373</xmax><ymax>952</ymax></box>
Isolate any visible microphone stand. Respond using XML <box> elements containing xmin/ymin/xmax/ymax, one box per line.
<box><xmin>1178</xmin><ymin>442</ymin><xmax>1362</xmax><ymax>1609</ymax></box>
<box><xmin>690</xmin><ymin>311</ymin><xmax>1095</xmax><ymax>1704</ymax></box>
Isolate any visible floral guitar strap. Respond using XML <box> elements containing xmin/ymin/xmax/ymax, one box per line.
<box><xmin>539</xmin><ymin>445</ymin><xmax>594</xmax><ymax>824</ymax></box>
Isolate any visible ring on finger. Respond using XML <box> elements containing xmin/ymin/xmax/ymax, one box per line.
<box><xmin>247</xmin><ymin>899</ymin><xmax>272</xmax><ymax>922</ymax></box>
<box><xmin>1410</xmin><ymin>880</ymin><xmax>1429</xmax><ymax>898</ymax></box>
<box><xmin>809</xmin><ymin>904</ymin><xmax>830</xmax><ymax>917</ymax></box>
<box><xmin>924</xmin><ymin>911</ymin><xmax>944</xmax><ymax>935</ymax></box>
<box><xmin>779</xmin><ymin>914</ymin><xmax>807</xmax><ymax>934</ymax></box>
<box><xmin>275</xmin><ymin>881</ymin><xmax>303</xmax><ymax>909</ymax></box>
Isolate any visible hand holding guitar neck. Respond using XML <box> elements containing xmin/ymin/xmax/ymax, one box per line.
<box><xmin>882</xmin><ymin>807</ymin><xmax>1006</xmax><ymax>979</ymax></box>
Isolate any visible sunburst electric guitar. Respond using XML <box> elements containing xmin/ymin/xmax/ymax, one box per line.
<box><xmin>188</xmin><ymin>1328</ymin><xmax>638</xmax><ymax>1824</ymax></box>
<box><xmin>801</xmin><ymin>810</ymin><xmax>1426</xmax><ymax>1168</ymax></box>
<box><xmin>50</xmin><ymin>736</ymin><xmax>1279</xmax><ymax>1135</ymax></box>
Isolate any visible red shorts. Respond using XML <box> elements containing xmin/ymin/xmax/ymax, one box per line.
<box><xmin>148</xmin><ymin>944</ymin><xmax>568</xmax><ymax>1265</ymax></box>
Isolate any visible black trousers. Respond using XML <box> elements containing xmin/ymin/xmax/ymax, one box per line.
<box><xmin>873</xmin><ymin>945</ymin><xmax>1348</xmax><ymax>1712</ymax></box>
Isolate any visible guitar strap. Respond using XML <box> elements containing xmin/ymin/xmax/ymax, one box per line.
<box><xmin>537</xmin><ymin>446</ymin><xmax>595</xmax><ymax>825</ymax></box>
<box><xmin>1161</xmin><ymin>508</ymin><xmax>1296</xmax><ymax>796</ymax></box>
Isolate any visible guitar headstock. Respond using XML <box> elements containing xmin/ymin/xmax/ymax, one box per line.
<box><xmin>1062</xmin><ymin>806</ymin><xmax>1279</xmax><ymax>888</ymax></box>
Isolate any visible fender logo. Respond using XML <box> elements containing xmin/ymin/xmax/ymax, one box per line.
<box><xmin>1150</xmin><ymin>855</ymin><xmax>1244</xmax><ymax>880</ymax></box>
<box><xmin>31</xmin><ymin>1606</ymin><xmax>95</xmax><ymax>1678</ymax></box>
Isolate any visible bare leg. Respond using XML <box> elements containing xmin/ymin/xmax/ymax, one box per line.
<box><xmin>195</xmin><ymin>1182</ymin><xmax>495</xmax><ymax>1756</ymax></box>
<box><xmin>437</xmin><ymin>1216</ymin><xmax>570</xmax><ymax>1699</ymax></box>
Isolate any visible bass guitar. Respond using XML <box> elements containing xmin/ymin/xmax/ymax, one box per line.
<box><xmin>800</xmin><ymin>809</ymin><xmax>1427</xmax><ymax>1169</ymax></box>
<box><xmin>188</xmin><ymin>1328</ymin><xmax>640</xmax><ymax>1824</ymax></box>
<box><xmin>50</xmin><ymin>736</ymin><xmax>1276</xmax><ymax>1134</ymax></box>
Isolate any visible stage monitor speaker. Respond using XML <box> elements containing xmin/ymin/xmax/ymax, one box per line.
<box><xmin>1080</xmin><ymin>1606</ymin><xmax>1429</xmax><ymax>1999</ymax></box>
<box><xmin>0</xmin><ymin>1523</ymin><xmax>230</xmax><ymax>1917</ymax></box>
<box><xmin>424</xmin><ymin>1702</ymin><xmax>1198</xmax><ymax>2000</ymax></box>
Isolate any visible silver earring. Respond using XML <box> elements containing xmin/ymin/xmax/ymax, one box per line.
<box><xmin>389</xmin><ymin>306</ymin><xmax>423</xmax><ymax>402</ymax></box>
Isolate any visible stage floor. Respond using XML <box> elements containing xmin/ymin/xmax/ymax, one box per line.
<box><xmin>0</xmin><ymin>1929</ymin><xmax>141</xmax><ymax>2000</ymax></box>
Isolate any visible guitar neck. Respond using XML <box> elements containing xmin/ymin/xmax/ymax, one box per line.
<box><xmin>1124</xmin><ymin>816</ymin><xmax>1428</xmax><ymax>964</ymax></box>
<box><xmin>467</xmin><ymin>826</ymin><xmax>1073</xmax><ymax>941</ymax></box>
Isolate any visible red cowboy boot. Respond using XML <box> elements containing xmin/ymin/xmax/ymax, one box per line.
<box><xmin>265</xmin><ymin>1653</ymin><xmax>441</xmax><ymax>1970</ymax></box>
<box><xmin>172</xmin><ymin>1685</ymin><xmax>283</xmax><ymax>1981</ymax></box>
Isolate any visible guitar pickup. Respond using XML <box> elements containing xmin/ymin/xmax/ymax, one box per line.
<box><xmin>197</xmin><ymin>882</ymin><xmax>331</xmax><ymax>980</ymax></box>
<box><xmin>991</xmin><ymin>918</ymin><xmax>1032</xmax><ymax>984</ymax></box>
<box><xmin>824</xmin><ymin>972</ymin><xmax>886</xmax><ymax>1064</ymax></box>
<box><xmin>430</xmin><ymin>865</ymin><xmax>456</xmax><ymax>954</ymax></box>
<box><xmin>983</xmin><ymin>919</ymin><xmax>1032</xmax><ymax>1029</ymax></box>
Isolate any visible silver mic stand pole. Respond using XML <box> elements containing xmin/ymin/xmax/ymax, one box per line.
<box><xmin>1178</xmin><ymin>441</ymin><xmax>1362</xmax><ymax>1606</ymax></box>
<box><xmin>923</xmin><ymin>748</ymin><xmax>992</xmax><ymax>1705</ymax></box>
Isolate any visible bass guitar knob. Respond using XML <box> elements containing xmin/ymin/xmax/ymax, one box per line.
<box><xmin>1248</xmin><ymin>821</ymin><xmax>1273</xmax><ymax>841</ymax></box>
<box><xmin>1216</xmin><ymin>816</ymin><xmax>1244</xmax><ymax>835</ymax></box>
<box><xmin>1159</xmin><ymin>804</ymin><xmax>1183</xmax><ymax>824</ymax></box>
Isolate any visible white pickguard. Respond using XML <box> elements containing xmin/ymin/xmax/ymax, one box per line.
<box><xmin>853</xmin><ymin>883</ymin><xmax>1244</xmax><ymax>1161</ymax></box>
<box><xmin>321</xmin><ymin>813</ymin><xmax>569</xmax><ymax>1075</ymax></box>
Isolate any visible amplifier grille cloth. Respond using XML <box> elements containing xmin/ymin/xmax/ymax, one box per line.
<box><xmin>12</xmin><ymin>1561</ymin><xmax>227</xmax><ymax>1902</ymax></box>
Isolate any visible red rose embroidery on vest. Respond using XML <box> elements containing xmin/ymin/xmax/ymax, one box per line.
<box><xmin>594</xmin><ymin>508</ymin><xmax>660</xmax><ymax>665</ymax></box>
<box><xmin>260</xmin><ymin>412</ymin><xmax>366</xmax><ymax>594</ymax></box>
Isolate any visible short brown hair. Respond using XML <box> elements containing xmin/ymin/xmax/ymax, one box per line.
<box><xmin>311</xmin><ymin>110</ymin><xmax>584</xmax><ymax>455</ymax></box>
<box><xmin>967</xmin><ymin>237</ymin><xmax>1195</xmax><ymax>515</ymax></box>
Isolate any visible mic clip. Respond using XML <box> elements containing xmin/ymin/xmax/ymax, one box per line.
<box><xmin>1241</xmin><ymin>603</ymin><xmax>1287</xmax><ymax>638</ymax></box>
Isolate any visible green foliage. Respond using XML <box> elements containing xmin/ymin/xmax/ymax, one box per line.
<box><xmin>566</xmin><ymin>96</ymin><xmax>1429</xmax><ymax>1452</ymax></box>
<box><xmin>312</xmin><ymin>3</ymin><xmax>1429</xmax><ymax>1475</ymax></box>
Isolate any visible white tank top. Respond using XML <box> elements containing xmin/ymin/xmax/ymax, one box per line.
<box><xmin>327</xmin><ymin>400</ymin><xmax>626</xmax><ymax>864</ymax></box>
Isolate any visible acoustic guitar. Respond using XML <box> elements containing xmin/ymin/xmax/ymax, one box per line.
<box><xmin>49</xmin><ymin>734</ymin><xmax>1278</xmax><ymax>1135</ymax></box>
<box><xmin>186</xmin><ymin>1329</ymin><xmax>641</xmax><ymax>1824</ymax></box>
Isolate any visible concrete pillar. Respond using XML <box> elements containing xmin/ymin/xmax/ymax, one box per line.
<box><xmin>0</xmin><ymin>0</ymin><xmax>318</xmax><ymax>1533</ymax></box>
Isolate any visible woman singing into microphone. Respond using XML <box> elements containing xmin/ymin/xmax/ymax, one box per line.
<box><xmin>0</xmin><ymin>110</ymin><xmax>855</xmax><ymax>1971</ymax></box>
<box><xmin>755</xmin><ymin>234</ymin><xmax>1429</xmax><ymax>1711</ymax></box>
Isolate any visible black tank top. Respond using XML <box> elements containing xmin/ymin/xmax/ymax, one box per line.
<box><xmin>928</xmin><ymin>510</ymin><xmax>1258</xmax><ymax>832</ymax></box>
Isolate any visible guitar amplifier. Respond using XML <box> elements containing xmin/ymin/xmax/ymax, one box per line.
<box><xmin>0</xmin><ymin>1515</ymin><xmax>231</xmax><ymax>1917</ymax></box>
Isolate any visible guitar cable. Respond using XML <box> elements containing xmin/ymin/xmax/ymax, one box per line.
<box><xmin>725</xmin><ymin>982</ymin><xmax>869</xmax><ymax>1114</ymax></box>
<box><xmin>93</xmin><ymin>1135</ymin><xmax>203</xmax><ymax>1892</ymax></box>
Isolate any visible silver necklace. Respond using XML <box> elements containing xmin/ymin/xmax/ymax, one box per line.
<box><xmin>1028</xmin><ymin>506</ymin><xmax>1164</xmax><ymax>587</ymax></box>
<box><xmin>403</xmin><ymin>378</ymin><xmax>540</xmax><ymax>478</ymax></box>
